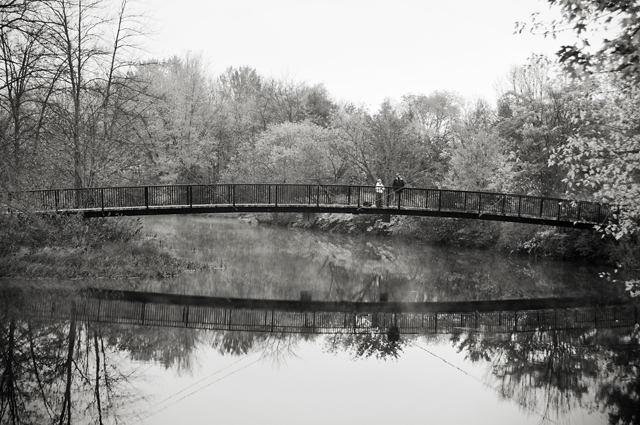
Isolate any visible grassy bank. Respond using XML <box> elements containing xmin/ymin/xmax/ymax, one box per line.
<box><xmin>0</xmin><ymin>213</ymin><xmax>207</xmax><ymax>280</ymax></box>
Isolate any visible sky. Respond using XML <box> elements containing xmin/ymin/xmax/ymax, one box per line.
<box><xmin>144</xmin><ymin>0</ymin><xmax>574</xmax><ymax>109</ymax></box>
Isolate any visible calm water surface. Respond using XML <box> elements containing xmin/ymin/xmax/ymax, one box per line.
<box><xmin>1</xmin><ymin>214</ymin><xmax>638</xmax><ymax>425</ymax></box>
<box><xmin>142</xmin><ymin>215</ymin><xmax>623</xmax><ymax>301</ymax></box>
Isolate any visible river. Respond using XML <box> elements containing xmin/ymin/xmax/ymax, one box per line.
<box><xmin>1</xmin><ymin>214</ymin><xmax>638</xmax><ymax>425</ymax></box>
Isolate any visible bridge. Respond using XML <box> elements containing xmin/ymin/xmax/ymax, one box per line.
<box><xmin>6</xmin><ymin>184</ymin><xmax>612</xmax><ymax>228</ymax></box>
<box><xmin>2</xmin><ymin>288</ymin><xmax>636</xmax><ymax>335</ymax></box>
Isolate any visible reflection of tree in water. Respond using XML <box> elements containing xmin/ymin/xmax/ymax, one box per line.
<box><xmin>325</xmin><ymin>332</ymin><xmax>404</xmax><ymax>360</ymax></box>
<box><xmin>116</xmin><ymin>325</ymin><xmax>199</xmax><ymax>375</ymax></box>
<box><xmin>451</xmin><ymin>326</ymin><xmax>640</xmax><ymax>424</ymax></box>
<box><xmin>596</xmin><ymin>327</ymin><xmax>640</xmax><ymax>425</ymax></box>
<box><xmin>325</xmin><ymin>258</ymin><xmax>420</xmax><ymax>303</ymax></box>
<box><xmin>0</xmin><ymin>317</ymin><xmax>144</xmax><ymax>425</ymax></box>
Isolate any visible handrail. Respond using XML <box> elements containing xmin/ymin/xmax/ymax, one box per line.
<box><xmin>2</xmin><ymin>183</ymin><xmax>613</xmax><ymax>227</ymax></box>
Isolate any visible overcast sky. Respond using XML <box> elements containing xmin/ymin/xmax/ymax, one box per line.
<box><xmin>144</xmin><ymin>0</ymin><xmax>573</xmax><ymax>109</ymax></box>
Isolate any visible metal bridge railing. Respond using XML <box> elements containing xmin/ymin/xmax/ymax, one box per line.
<box><xmin>4</xmin><ymin>184</ymin><xmax>612</xmax><ymax>225</ymax></box>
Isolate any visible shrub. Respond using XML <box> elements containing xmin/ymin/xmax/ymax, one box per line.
<box><xmin>0</xmin><ymin>212</ymin><xmax>143</xmax><ymax>256</ymax></box>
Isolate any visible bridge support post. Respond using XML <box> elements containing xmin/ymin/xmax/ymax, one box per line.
<box><xmin>382</xmin><ymin>214</ymin><xmax>391</xmax><ymax>223</ymax></box>
<box><xmin>302</xmin><ymin>212</ymin><xmax>316</xmax><ymax>223</ymax></box>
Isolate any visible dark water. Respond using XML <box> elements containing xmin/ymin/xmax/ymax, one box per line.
<box><xmin>1</xmin><ymin>215</ymin><xmax>638</xmax><ymax>425</ymax></box>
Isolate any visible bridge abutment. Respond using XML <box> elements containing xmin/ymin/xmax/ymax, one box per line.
<box><xmin>302</xmin><ymin>212</ymin><xmax>316</xmax><ymax>222</ymax></box>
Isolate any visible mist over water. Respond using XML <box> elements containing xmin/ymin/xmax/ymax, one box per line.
<box><xmin>141</xmin><ymin>214</ymin><xmax>619</xmax><ymax>302</ymax></box>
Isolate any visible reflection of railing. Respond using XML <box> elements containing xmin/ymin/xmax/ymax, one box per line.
<box><xmin>4</xmin><ymin>184</ymin><xmax>612</xmax><ymax>227</ymax></box>
<box><xmin>3</xmin><ymin>289</ymin><xmax>636</xmax><ymax>335</ymax></box>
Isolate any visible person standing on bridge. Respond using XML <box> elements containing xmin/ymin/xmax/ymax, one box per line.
<box><xmin>375</xmin><ymin>178</ymin><xmax>384</xmax><ymax>207</ymax></box>
<box><xmin>392</xmin><ymin>174</ymin><xmax>405</xmax><ymax>204</ymax></box>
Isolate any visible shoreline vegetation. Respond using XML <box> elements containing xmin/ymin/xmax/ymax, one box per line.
<box><xmin>260</xmin><ymin>211</ymin><xmax>640</xmax><ymax>276</ymax></box>
<box><xmin>0</xmin><ymin>213</ymin><xmax>209</xmax><ymax>283</ymax></box>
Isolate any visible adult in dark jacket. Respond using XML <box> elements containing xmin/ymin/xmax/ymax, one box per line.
<box><xmin>392</xmin><ymin>174</ymin><xmax>405</xmax><ymax>203</ymax></box>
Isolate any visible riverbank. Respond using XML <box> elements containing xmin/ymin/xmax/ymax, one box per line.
<box><xmin>0</xmin><ymin>213</ymin><xmax>208</xmax><ymax>281</ymax></box>
<box><xmin>257</xmin><ymin>211</ymin><xmax>640</xmax><ymax>274</ymax></box>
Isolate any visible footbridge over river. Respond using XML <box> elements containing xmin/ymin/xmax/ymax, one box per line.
<box><xmin>6</xmin><ymin>184</ymin><xmax>613</xmax><ymax>228</ymax></box>
<box><xmin>2</xmin><ymin>289</ymin><xmax>636</xmax><ymax>336</ymax></box>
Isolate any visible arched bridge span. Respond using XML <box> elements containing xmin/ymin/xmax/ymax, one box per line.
<box><xmin>7</xmin><ymin>184</ymin><xmax>612</xmax><ymax>228</ymax></box>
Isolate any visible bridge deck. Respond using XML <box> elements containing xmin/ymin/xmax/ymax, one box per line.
<box><xmin>5</xmin><ymin>184</ymin><xmax>612</xmax><ymax>228</ymax></box>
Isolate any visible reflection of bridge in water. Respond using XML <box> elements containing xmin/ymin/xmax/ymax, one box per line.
<box><xmin>3</xmin><ymin>289</ymin><xmax>637</xmax><ymax>335</ymax></box>
<box><xmin>7</xmin><ymin>183</ymin><xmax>613</xmax><ymax>228</ymax></box>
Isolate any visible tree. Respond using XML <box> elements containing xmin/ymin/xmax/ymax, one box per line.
<box><xmin>0</xmin><ymin>9</ymin><xmax>54</xmax><ymax>190</ymax></box>
<box><xmin>224</xmin><ymin>121</ymin><xmax>349</xmax><ymax>184</ymax></box>
<box><xmin>304</xmin><ymin>83</ymin><xmax>336</xmax><ymax>128</ymax></box>
<box><xmin>495</xmin><ymin>57</ymin><xmax>586</xmax><ymax>197</ymax></box>
<box><xmin>521</xmin><ymin>2</ymin><xmax>640</xmax><ymax>290</ymax></box>
<box><xmin>538</xmin><ymin>0</ymin><xmax>640</xmax><ymax>85</ymax></box>
<box><xmin>330</xmin><ymin>102</ymin><xmax>374</xmax><ymax>183</ymax></box>
<box><xmin>257</xmin><ymin>75</ymin><xmax>309</xmax><ymax>128</ymax></box>
<box><xmin>446</xmin><ymin>129</ymin><xmax>511</xmax><ymax>191</ymax></box>
<box><xmin>402</xmin><ymin>91</ymin><xmax>463</xmax><ymax>186</ymax></box>
<box><xmin>365</xmin><ymin>99</ymin><xmax>425</xmax><ymax>186</ymax></box>
<box><xmin>138</xmin><ymin>53</ymin><xmax>220</xmax><ymax>184</ymax></box>
<box><xmin>550</xmin><ymin>81</ymin><xmax>640</xmax><ymax>239</ymax></box>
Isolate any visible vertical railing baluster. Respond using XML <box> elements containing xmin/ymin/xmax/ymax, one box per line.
<box><xmin>232</xmin><ymin>185</ymin><xmax>235</xmax><ymax>207</ymax></box>
<box><xmin>478</xmin><ymin>192</ymin><xmax>482</xmax><ymax>214</ymax></box>
<box><xmin>518</xmin><ymin>196</ymin><xmax>522</xmax><ymax>217</ymax></box>
<box><xmin>597</xmin><ymin>203</ymin><xmax>602</xmax><ymax>223</ymax></box>
<box><xmin>317</xmin><ymin>185</ymin><xmax>320</xmax><ymax>207</ymax></box>
<box><xmin>347</xmin><ymin>186</ymin><xmax>351</xmax><ymax>205</ymax></box>
<box><xmin>55</xmin><ymin>190</ymin><xmax>59</xmax><ymax>212</ymax></box>
<box><xmin>577</xmin><ymin>201</ymin><xmax>582</xmax><ymax>221</ymax></box>
<box><xmin>275</xmin><ymin>185</ymin><xmax>278</xmax><ymax>207</ymax></box>
<box><xmin>539</xmin><ymin>198</ymin><xmax>544</xmax><ymax>217</ymax></box>
<box><xmin>144</xmin><ymin>187</ymin><xmax>149</xmax><ymax>209</ymax></box>
<box><xmin>438</xmin><ymin>190</ymin><xmax>442</xmax><ymax>212</ymax></box>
